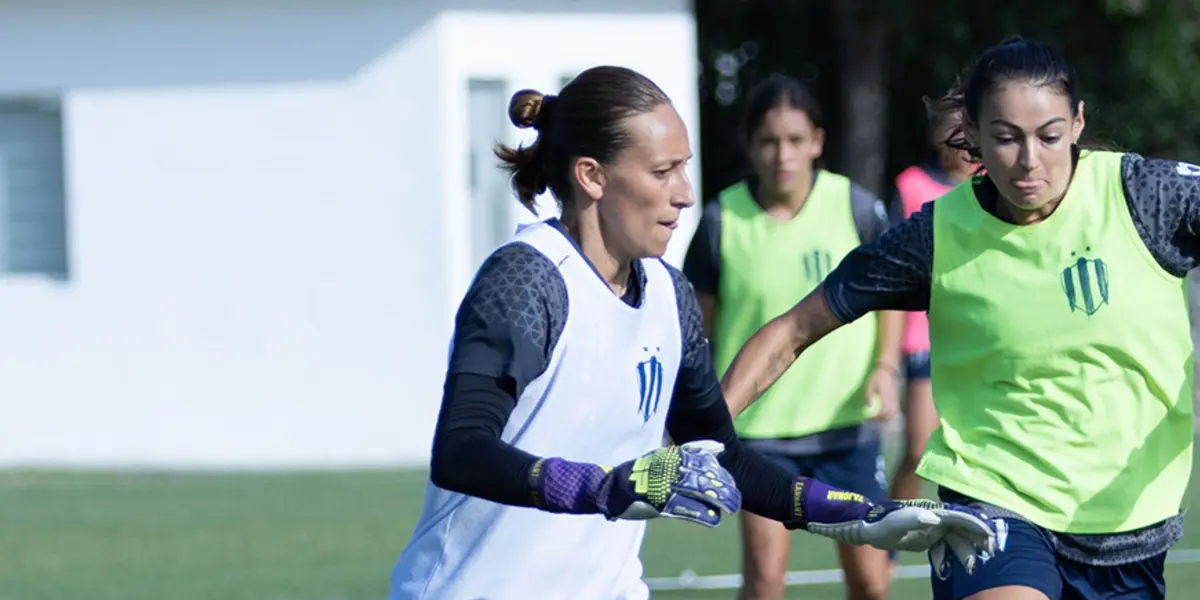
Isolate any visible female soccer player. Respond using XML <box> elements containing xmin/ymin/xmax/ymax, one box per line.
<box><xmin>683</xmin><ymin>74</ymin><xmax>902</xmax><ymax>600</ymax></box>
<box><xmin>888</xmin><ymin>102</ymin><xmax>973</xmax><ymax>505</ymax></box>
<box><xmin>720</xmin><ymin>36</ymin><xmax>1194</xmax><ymax>600</ymax></box>
<box><xmin>386</xmin><ymin>65</ymin><xmax>994</xmax><ymax>600</ymax></box>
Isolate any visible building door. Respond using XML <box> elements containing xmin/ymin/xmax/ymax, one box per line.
<box><xmin>467</xmin><ymin>79</ymin><xmax>513</xmax><ymax>270</ymax></box>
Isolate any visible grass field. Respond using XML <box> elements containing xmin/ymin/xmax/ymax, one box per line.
<box><xmin>3</xmin><ymin>441</ymin><xmax>1199</xmax><ymax>600</ymax></box>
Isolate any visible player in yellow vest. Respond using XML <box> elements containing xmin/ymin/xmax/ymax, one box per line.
<box><xmin>718</xmin><ymin>36</ymin><xmax>1193</xmax><ymax>600</ymax></box>
<box><xmin>888</xmin><ymin>102</ymin><xmax>974</xmax><ymax>508</ymax></box>
<box><xmin>683</xmin><ymin>74</ymin><xmax>905</xmax><ymax>600</ymax></box>
<box><xmin>885</xmin><ymin>101</ymin><xmax>976</xmax><ymax>579</ymax></box>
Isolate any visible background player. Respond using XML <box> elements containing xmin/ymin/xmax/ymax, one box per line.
<box><xmin>718</xmin><ymin>36</ymin><xmax>1194</xmax><ymax>600</ymax></box>
<box><xmin>388</xmin><ymin>65</ymin><xmax>995</xmax><ymax>600</ymax></box>
<box><xmin>684</xmin><ymin>74</ymin><xmax>902</xmax><ymax>600</ymax></box>
<box><xmin>887</xmin><ymin>97</ymin><xmax>973</xmax><ymax>506</ymax></box>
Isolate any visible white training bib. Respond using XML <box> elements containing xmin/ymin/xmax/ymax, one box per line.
<box><xmin>390</xmin><ymin>220</ymin><xmax>683</xmax><ymax>600</ymax></box>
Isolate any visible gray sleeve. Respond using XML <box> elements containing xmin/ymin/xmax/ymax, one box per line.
<box><xmin>681</xmin><ymin>199</ymin><xmax>723</xmax><ymax>296</ymax></box>
<box><xmin>448</xmin><ymin>242</ymin><xmax>569</xmax><ymax>398</ymax></box>
<box><xmin>823</xmin><ymin>201</ymin><xmax>935</xmax><ymax>322</ymax></box>
<box><xmin>663</xmin><ymin>262</ymin><xmax>725</xmax><ymax>412</ymax></box>
<box><xmin>888</xmin><ymin>187</ymin><xmax>907</xmax><ymax>226</ymax></box>
<box><xmin>1120</xmin><ymin>153</ymin><xmax>1200</xmax><ymax>277</ymax></box>
<box><xmin>850</xmin><ymin>183</ymin><xmax>892</xmax><ymax>244</ymax></box>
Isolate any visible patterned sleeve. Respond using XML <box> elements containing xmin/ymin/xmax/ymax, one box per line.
<box><xmin>1119</xmin><ymin>153</ymin><xmax>1200</xmax><ymax>277</ymax></box>
<box><xmin>428</xmin><ymin>243</ymin><xmax>568</xmax><ymax>507</ymax></box>
<box><xmin>822</xmin><ymin>201</ymin><xmax>935</xmax><ymax>323</ymax></box>
<box><xmin>663</xmin><ymin>262</ymin><xmax>724</xmax><ymax>412</ymax></box>
<box><xmin>447</xmin><ymin>242</ymin><xmax>569</xmax><ymax>398</ymax></box>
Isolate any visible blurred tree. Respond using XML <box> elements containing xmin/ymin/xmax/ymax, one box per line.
<box><xmin>695</xmin><ymin>0</ymin><xmax>1200</xmax><ymax>202</ymax></box>
<box><xmin>833</xmin><ymin>0</ymin><xmax>889</xmax><ymax>196</ymax></box>
<box><xmin>695</xmin><ymin>0</ymin><xmax>1200</xmax><ymax>409</ymax></box>
<box><xmin>694</xmin><ymin>0</ymin><xmax>839</xmax><ymax>200</ymax></box>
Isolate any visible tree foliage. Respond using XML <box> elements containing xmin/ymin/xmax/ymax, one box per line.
<box><xmin>695</xmin><ymin>0</ymin><xmax>1200</xmax><ymax>200</ymax></box>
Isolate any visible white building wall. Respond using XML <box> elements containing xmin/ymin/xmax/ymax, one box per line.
<box><xmin>0</xmin><ymin>0</ymin><xmax>698</xmax><ymax>468</ymax></box>
<box><xmin>438</xmin><ymin>8</ymin><xmax>702</xmax><ymax>305</ymax></box>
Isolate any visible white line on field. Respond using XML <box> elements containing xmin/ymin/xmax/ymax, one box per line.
<box><xmin>644</xmin><ymin>549</ymin><xmax>1200</xmax><ymax>591</ymax></box>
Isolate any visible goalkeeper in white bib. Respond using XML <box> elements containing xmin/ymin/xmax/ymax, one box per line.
<box><xmin>387</xmin><ymin>66</ymin><xmax>995</xmax><ymax>600</ymax></box>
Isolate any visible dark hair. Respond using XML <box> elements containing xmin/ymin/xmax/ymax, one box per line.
<box><xmin>932</xmin><ymin>36</ymin><xmax>1081</xmax><ymax>161</ymax></box>
<box><xmin>740</xmin><ymin>73</ymin><xmax>824</xmax><ymax>141</ymax></box>
<box><xmin>495</xmin><ymin>66</ymin><xmax>671</xmax><ymax>214</ymax></box>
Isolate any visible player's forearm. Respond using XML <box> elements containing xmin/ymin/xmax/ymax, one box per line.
<box><xmin>430</xmin><ymin>430</ymin><xmax>541</xmax><ymax>507</ymax></box>
<box><xmin>717</xmin><ymin>439</ymin><xmax>804</xmax><ymax>524</ymax></box>
<box><xmin>721</xmin><ymin>287</ymin><xmax>843</xmax><ymax>417</ymax></box>
<box><xmin>429</xmin><ymin>373</ymin><xmax>543</xmax><ymax>508</ymax></box>
<box><xmin>720</xmin><ymin>317</ymin><xmax>799</xmax><ymax>417</ymax></box>
<box><xmin>874</xmin><ymin>310</ymin><xmax>904</xmax><ymax>371</ymax></box>
<box><xmin>666</xmin><ymin>387</ymin><xmax>799</xmax><ymax>524</ymax></box>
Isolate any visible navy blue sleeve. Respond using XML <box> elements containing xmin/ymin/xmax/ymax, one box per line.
<box><xmin>681</xmin><ymin>200</ymin><xmax>722</xmax><ymax>296</ymax></box>
<box><xmin>823</xmin><ymin>201</ymin><xmax>935</xmax><ymax>323</ymax></box>
<box><xmin>428</xmin><ymin>243</ymin><xmax>569</xmax><ymax>506</ymax></box>
<box><xmin>1119</xmin><ymin>153</ymin><xmax>1200</xmax><ymax>277</ymax></box>
<box><xmin>850</xmin><ymin>183</ymin><xmax>891</xmax><ymax>244</ymax></box>
<box><xmin>888</xmin><ymin>187</ymin><xmax>907</xmax><ymax>226</ymax></box>
<box><xmin>664</xmin><ymin>263</ymin><xmax>723</xmax><ymax>412</ymax></box>
<box><xmin>447</xmin><ymin>242</ymin><xmax>568</xmax><ymax>394</ymax></box>
<box><xmin>662</xmin><ymin>264</ymin><xmax>798</xmax><ymax>523</ymax></box>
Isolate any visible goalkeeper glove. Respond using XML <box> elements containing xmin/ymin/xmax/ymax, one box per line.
<box><xmin>530</xmin><ymin>439</ymin><xmax>742</xmax><ymax>527</ymax></box>
<box><xmin>787</xmin><ymin>478</ymin><xmax>996</xmax><ymax>574</ymax></box>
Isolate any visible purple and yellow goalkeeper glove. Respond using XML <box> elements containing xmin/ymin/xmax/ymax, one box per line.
<box><xmin>530</xmin><ymin>440</ymin><xmax>742</xmax><ymax>528</ymax></box>
<box><xmin>788</xmin><ymin>478</ymin><xmax>996</xmax><ymax>574</ymax></box>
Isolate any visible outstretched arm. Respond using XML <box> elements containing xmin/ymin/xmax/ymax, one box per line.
<box><xmin>721</xmin><ymin>286</ymin><xmax>846</xmax><ymax>417</ymax></box>
<box><xmin>664</xmin><ymin>265</ymin><xmax>995</xmax><ymax>567</ymax></box>
<box><xmin>722</xmin><ymin>201</ymin><xmax>937</xmax><ymax>417</ymax></box>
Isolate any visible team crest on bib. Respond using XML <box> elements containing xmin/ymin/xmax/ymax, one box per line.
<box><xmin>1061</xmin><ymin>247</ymin><xmax>1109</xmax><ymax>317</ymax></box>
<box><xmin>802</xmin><ymin>248</ymin><xmax>833</xmax><ymax>283</ymax></box>
<box><xmin>636</xmin><ymin>347</ymin><xmax>664</xmax><ymax>422</ymax></box>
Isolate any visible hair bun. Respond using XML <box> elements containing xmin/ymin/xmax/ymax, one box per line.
<box><xmin>508</xmin><ymin>89</ymin><xmax>544</xmax><ymax>129</ymax></box>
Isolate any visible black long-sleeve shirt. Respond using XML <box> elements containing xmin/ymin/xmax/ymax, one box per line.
<box><xmin>429</xmin><ymin>221</ymin><xmax>797</xmax><ymax>521</ymax></box>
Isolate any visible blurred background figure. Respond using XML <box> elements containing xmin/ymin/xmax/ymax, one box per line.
<box><xmin>886</xmin><ymin>96</ymin><xmax>973</xmax><ymax>506</ymax></box>
<box><xmin>683</xmin><ymin>74</ymin><xmax>903</xmax><ymax>600</ymax></box>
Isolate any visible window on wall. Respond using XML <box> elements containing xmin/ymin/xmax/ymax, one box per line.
<box><xmin>466</xmin><ymin>79</ymin><xmax>513</xmax><ymax>270</ymax></box>
<box><xmin>0</xmin><ymin>99</ymin><xmax>69</xmax><ymax>279</ymax></box>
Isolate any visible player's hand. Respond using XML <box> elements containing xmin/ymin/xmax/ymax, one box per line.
<box><xmin>601</xmin><ymin>440</ymin><xmax>742</xmax><ymax>528</ymax></box>
<box><xmin>786</xmin><ymin>479</ymin><xmax>995</xmax><ymax>574</ymax></box>
<box><xmin>865</xmin><ymin>363</ymin><xmax>900</xmax><ymax>423</ymax></box>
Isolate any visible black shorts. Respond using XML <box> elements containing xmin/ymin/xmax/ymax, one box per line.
<box><xmin>753</xmin><ymin>437</ymin><xmax>889</xmax><ymax>504</ymax></box>
<box><xmin>904</xmin><ymin>350</ymin><xmax>931</xmax><ymax>381</ymax></box>
<box><xmin>930</xmin><ymin>517</ymin><xmax>1167</xmax><ymax>600</ymax></box>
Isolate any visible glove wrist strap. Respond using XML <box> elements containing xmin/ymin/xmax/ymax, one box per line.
<box><xmin>528</xmin><ymin>457</ymin><xmax>609</xmax><ymax>515</ymax></box>
<box><xmin>788</xmin><ymin>477</ymin><xmax>875</xmax><ymax>530</ymax></box>
<box><xmin>783</xmin><ymin>477</ymin><xmax>810</xmax><ymax>530</ymax></box>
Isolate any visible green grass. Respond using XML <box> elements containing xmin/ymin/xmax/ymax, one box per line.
<box><xmin>2</xmin><ymin>443</ymin><xmax>1199</xmax><ymax>600</ymax></box>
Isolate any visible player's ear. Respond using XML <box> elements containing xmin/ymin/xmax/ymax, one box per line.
<box><xmin>574</xmin><ymin>157</ymin><xmax>606</xmax><ymax>202</ymax></box>
<box><xmin>810</xmin><ymin>127</ymin><xmax>826</xmax><ymax>160</ymax></box>
<box><xmin>960</xmin><ymin>114</ymin><xmax>979</xmax><ymax>148</ymax></box>
<box><xmin>1072</xmin><ymin>100</ymin><xmax>1086</xmax><ymax>143</ymax></box>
